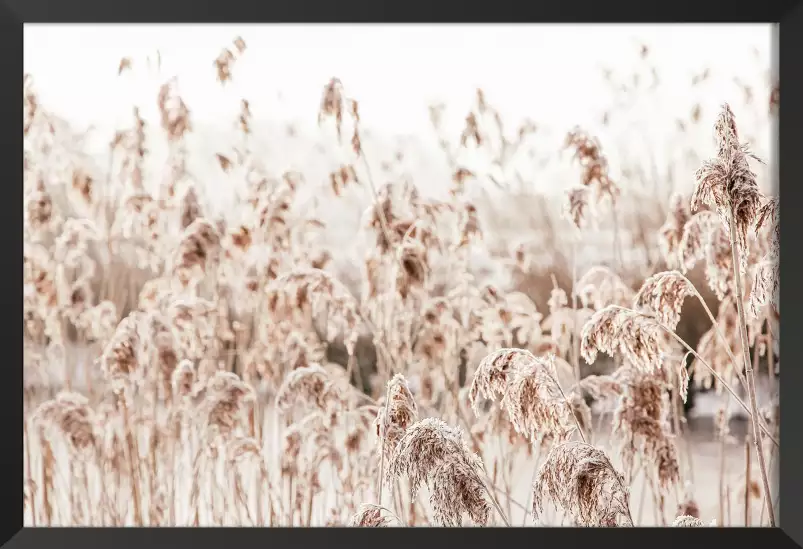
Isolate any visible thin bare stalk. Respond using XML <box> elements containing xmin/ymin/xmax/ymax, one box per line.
<box><xmin>119</xmin><ymin>396</ymin><xmax>143</xmax><ymax>526</ymax></box>
<box><xmin>766</xmin><ymin>329</ymin><xmax>776</xmax><ymax>391</ymax></box>
<box><xmin>726</xmin><ymin>485</ymin><xmax>732</xmax><ymax>526</ymax></box>
<box><xmin>726</xmin><ymin>207</ymin><xmax>775</xmax><ymax>526</ymax></box>
<box><xmin>497</xmin><ymin>436</ymin><xmax>513</xmax><ymax>520</ymax></box>
<box><xmin>669</xmin><ymin>391</ymin><xmax>684</xmax><ymax>505</ymax></box>
<box><xmin>40</xmin><ymin>437</ymin><xmax>53</xmax><ymax>525</ymax></box>
<box><xmin>357</xmin><ymin>151</ymin><xmax>393</xmax><ymax>261</ymax></box>
<box><xmin>760</xmin><ymin>442</ymin><xmax>778</xmax><ymax>526</ymax></box>
<box><xmin>718</xmin><ymin>399</ymin><xmax>729</xmax><ymax>527</ymax></box>
<box><xmin>569</xmin><ymin>239</ymin><xmax>582</xmax><ymax>384</ymax></box>
<box><xmin>611</xmin><ymin>198</ymin><xmax>624</xmax><ymax>271</ymax></box>
<box><xmin>745</xmin><ymin>433</ymin><xmax>752</xmax><ymax>526</ymax></box>
<box><xmin>552</xmin><ymin>373</ymin><xmax>587</xmax><ymax>444</ymax></box>
<box><xmin>455</xmin><ymin>405</ymin><xmax>533</xmax><ymax>520</ymax></box>
<box><xmin>24</xmin><ymin>421</ymin><xmax>37</xmax><ymax>527</ymax></box>
<box><xmin>608</xmin><ymin>305</ymin><xmax>778</xmax><ymax>447</ymax></box>
<box><xmin>376</xmin><ymin>382</ymin><xmax>392</xmax><ymax>505</ymax></box>
<box><xmin>521</xmin><ymin>448</ymin><xmax>541</xmax><ymax>526</ymax></box>
<box><xmin>393</xmin><ymin>479</ymin><xmax>406</xmax><ymax>523</ymax></box>
<box><xmin>674</xmin><ymin>272</ymin><xmax>749</xmax><ymax>392</ymax></box>
<box><xmin>479</xmin><ymin>473</ymin><xmax>511</xmax><ymax>527</ymax></box>
<box><xmin>636</xmin><ymin>461</ymin><xmax>647</xmax><ymax>526</ymax></box>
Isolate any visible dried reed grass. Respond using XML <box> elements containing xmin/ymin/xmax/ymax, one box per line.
<box><xmin>21</xmin><ymin>44</ymin><xmax>779</xmax><ymax>528</ymax></box>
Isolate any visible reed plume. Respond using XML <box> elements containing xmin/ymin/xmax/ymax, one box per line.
<box><xmin>673</xmin><ymin>515</ymin><xmax>706</xmax><ymax>527</ymax></box>
<box><xmin>385</xmin><ymin>417</ymin><xmax>501</xmax><ymax>526</ymax></box>
<box><xmin>348</xmin><ymin>504</ymin><xmax>398</xmax><ymax>527</ymax></box>
<box><xmin>693</xmin><ymin>103</ymin><xmax>775</xmax><ymax>526</ymax></box>
<box><xmin>532</xmin><ymin>441</ymin><xmax>633</xmax><ymax>527</ymax></box>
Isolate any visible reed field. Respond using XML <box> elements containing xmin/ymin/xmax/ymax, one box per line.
<box><xmin>22</xmin><ymin>25</ymin><xmax>780</xmax><ymax>527</ymax></box>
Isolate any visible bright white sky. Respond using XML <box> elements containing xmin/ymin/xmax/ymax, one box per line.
<box><xmin>24</xmin><ymin>24</ymin><xmax>774</xmax><ymax>139</ymax></box>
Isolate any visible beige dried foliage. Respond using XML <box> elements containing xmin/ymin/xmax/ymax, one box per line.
<box><xmin>659</xmin><ymin>193</ymin><xmax>691</xmax><ymax>268</ymax></box>
<box><xmin>673</xmin><ymin>515</ymin><xmax>705</xmax><ymax>527</ymax></box>
<box><xmin>477</xmin><ymin>349</ymin><xmax>584</xmax><ymax>442</ymax></box>
<box><xmin>633</xmin><ymin>271</ymin><xmax>695</xmax><ymax>331</ymax></box>
<box><xmin>21</xmin><ymin>50</ymin><xmax>780</xmax><ymax>528</ymax></box>
<box><xmin>581</xmin><ymin>306</ymin><xmax>664</xmax><ymax>373</ymax></box>
<box><xmin>385</xmin><ymin>418</ymin><xmax>491</xmax><ymax>527</ymax></box>
<box><xmin>265</xmin><ymin>268</ymin><xmax>361</xmax><ymax>352</ymax></box>
<box><xmin>564</xmin><ymin>128</ymin><xmax>620</xmax><ymax>205</ymax></box>
<box><xmin>749</xmin><ymin>258</ymin><xmax>779</xmax><ymax>318</ymax></box>
<box><xmin>100</xmin><ymin>312</ymin><xmax>145</xmax><ymax>394</ymax></box>
<box><xmin>575</xmin><ymin>374</ymin><xmax>623</xmax><ymax>401</ymax></box>
<box><xmin>564</xmin><ymin>186</ymin><xmax>591</xmax><ymax>230</ymax></box>
<box><xmin>375</xmin><ymin>374</ymin><xmax>418</xmax><ymax>459</ymax></box>
<box><xmin>275</xmin><ymin>365</ymin><xmax>344</xmax><ymax>423</ymax></box>
<box><xmin>171</xmin><ymin>359</ymin><xmax>196</xmax><ymax>400</ymax></box>
<box><xmin>468</xmin><ymin>347</ymin><xmax>529</xmax><ymax>414</ymax></box>
<box><xmin>612</xmin><ymin>368</ymin><xmax>680</xmax><ymax>491</ymax></box>
<box><xmin>532</xmin><ymin>441</ymin><xmax>633</xmax><ymax>527</ymax></box>
<box><xmin>749</xmin><ymin>196</ymin><xmax>779</xmax><ymax>316</ymax></box>
<box><xmin>678</xmin><ymin>211</ymin><xmax>718</xmax><ymax>273</ymax></box>
<box><xmin>692</xmin><ymin>103</ymin><xmax>764</xmax><ymax>260</ymax></box>
<box><xmin>577</xmin><ymin>265</ymin><xmax>634</xmax><ymax>311</ymax></box>
<box><xmin>349</xmin><ymin>504</ymin><xmax>392</xmax><ymax>527</ymax></box>
<box><xmin>33</xmin><ymin>391</ymin><xmax>98</xmax><ymax>459</ymax></box>
<box><xmin>196</xmin><ymin>371</ymin><xmax>255</xmax><ymax>444</ymax></box>
<box><xmin>690</xmin><ymin>296</ymin><xmax>740</xmax><ymax>392</ymax></box>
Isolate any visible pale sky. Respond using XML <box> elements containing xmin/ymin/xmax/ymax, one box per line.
<box><xmin>24</xmin><ymin>24</ymin><xmax>774</xmax><ymax>137</ymax></box>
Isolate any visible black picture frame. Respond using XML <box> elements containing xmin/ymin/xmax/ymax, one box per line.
<box><xmin>4</xmin><ymin>2</ymin><xmax>801</xmax><ymax>548</ymax></box>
